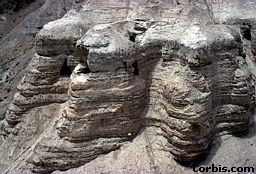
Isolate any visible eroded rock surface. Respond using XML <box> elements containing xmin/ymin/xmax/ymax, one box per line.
<box><xmin>1</xmin><ymin>0</ymin><xmax>256</xmax><ymax>173</ymax></box>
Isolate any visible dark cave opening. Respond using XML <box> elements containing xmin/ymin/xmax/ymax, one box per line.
<box><xmin>132</xmin><ymin>61</ymin><xmax>139</xmax><ymax>75</ymax></box>
<box><xmin>240</xmin><ymin>24</ymin><xmax>251</xmax><ymax>40</ymax></box>
<box><xmin>60</xmin><ymin>58</ymin><xmax>72</xmax><ymax>76</ymax></box>
<box><xmin>128</xmin><ymin>31</ymin><xmax>136</xmax><ymax>42</ymax></box>
<box><xmin>242</xmin><ymin>28</ymin><xmax>251</xmax><ymax>40</ymax></box>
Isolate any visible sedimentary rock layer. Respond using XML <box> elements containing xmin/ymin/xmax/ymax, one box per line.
<box><xmin>1</xmin><ymin>0</ymin><xmax>256</xmax><ymax>173</ymax></box>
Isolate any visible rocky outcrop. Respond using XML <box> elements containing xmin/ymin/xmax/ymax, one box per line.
<box><xmin>30</xmin><ymin>21</ymin><xmax>254</xmax><ymax>172</ymax></box>
<box><xmin>140</xmin><ymin>22</ymin><xmax>253</xmax><ymax>161</ymax></box>
<box><xmin>1</xmin><ymin>0</ymin><xmax>256</xmax><ymax>173</ymax></box>
<box><xmin>29</xmin><ymin>21</ymin><xmax>148</xmax><ymax>173</ymax></box>
<box><xmin>0</xmin><ymin>0</ymin><xmax>85</xmax><ymax>122</ymax></box>
<box><xmin>1</xmin><ymin>11</ymin><xmax>85</xmax><ymax>131</ymax></box>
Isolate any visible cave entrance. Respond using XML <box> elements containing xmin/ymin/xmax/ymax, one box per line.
<box><xmin>60</xmin><ymin>58</ymin><xmax>72</xmax><ymax>76</ymax></box>
<box><xmin>132</xmin><ymin>61</ymin><xmax>139</xmax><ymax>75</ymax></box>
<box><xmin>242</xmin><ymin>27</ymin><xmax>251</xmax><ymax>40</ymax></box>
<box><xmin>128</xmin><ymin>30</ymin><xmax>137</xmax><ymax>43</ymax></box>
<box><xmin>240</xmin><ymin>23</ymin><xmax>252</xmax><ymax>40</ymax></box>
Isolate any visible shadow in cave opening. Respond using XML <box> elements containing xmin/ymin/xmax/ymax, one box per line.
<box><xmin>60</xmin><ymin>58</ymin><xmax>72</xmax><ymax>77</ymax></box>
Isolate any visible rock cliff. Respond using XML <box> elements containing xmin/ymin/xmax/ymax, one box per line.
<box><xmin>0</xmin><ymin>0</ymin><xmax>256</xmax><ymax>173</ymax></box>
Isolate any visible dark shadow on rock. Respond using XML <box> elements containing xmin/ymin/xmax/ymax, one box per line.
<box><xmin>234</xmin><ymin>117</ymin><xmax>256</xmax><ymax>139</ymax></box>
<box><xmin>190</xmin><ymin>115</ymin><xmax>256</xmax><ymax>167</ymax></box>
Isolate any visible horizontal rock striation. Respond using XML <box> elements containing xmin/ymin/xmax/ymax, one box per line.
<box><xmin>58</xmin><ymin>23</ymin><xmax>146</xmax><ymax>142</ymax></box>
<box><xmin>29</xmin><ymin>21</ymin><xmax>148</xmax><ymax>173</ymax></box>
<box><xmin>1</xmin><ymin>11</ymin><xmax>84</xmax><ymax>131</ymax></box>
<box><xmin>28</xmin><ymin>21</ymin><xmax>255</xmax><ymax>172</ymax></box>
<box><xmin>144</xmin><ymin>24</ymin><xmax>253</xmax><ymax>161</ymax></box>
<box><xmin>2</xmin><ymin>54</ymin><xmax>70</xmax><ymax>129</ymax></box>
<box><xmin>1</xmin><ymin>0</ymin><xmax>256</xmax><ymax>173</ymax></box>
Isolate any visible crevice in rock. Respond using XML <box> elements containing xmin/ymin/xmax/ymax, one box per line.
<box><xmin>123</xmin><ymin>62</ymin><xmax>128</xmax><ymax>71</ymax></box>
<box><xmin>240</xmin><ymin>22</ymin><xmax>252</xmax><ymax>40</ymax></box>
<box><xmin>60</xmin><ymin>58</ymin><xmax>72</xmax><ymax>76</ymax></box>
<box><xmin>128</xmin><ymin>31</ymin><xmax>136</xmax><ymax>42</ymax></box>
<box><xmin>132</xmin><ymin>61</ymin><xmax>139</xmax><ymax>75</ymax></box>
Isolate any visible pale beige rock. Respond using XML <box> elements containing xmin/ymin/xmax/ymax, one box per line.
<box><xmin>0</xmin><ymin>0</ymin><xmax>256</xmax><ymax>174</ymax></box>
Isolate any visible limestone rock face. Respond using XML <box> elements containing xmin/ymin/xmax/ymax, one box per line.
<box><xmin>1</xmin><ymin>0</ymin><xmax>256</xmax><ymax>173</ymax></box>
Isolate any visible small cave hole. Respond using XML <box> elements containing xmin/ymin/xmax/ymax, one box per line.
<box><xmin>60</xmin><ymin>58</ymin><xmax>72</xmax><ymax>76</ymax></box>
<box><xmin>240</xmin><ymin>24</ymin><xmax>251</xmax><ymax>40</ymax></box>
<box><xmin>132</xmin><ymin>61</ymin><xmax>139</xmax><ymax>75</ymax></box>
<box><xmin>128</xmin><ymin>32</ymin><xmax>136</xmax><ymax>43</ymax></box>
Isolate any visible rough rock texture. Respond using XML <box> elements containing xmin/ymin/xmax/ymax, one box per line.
<box><xmin>0</xmin><ymin>0</ymin><xmax>256</xmax><ymax>173</ymax></box>
<box><xmin>0</xmin><ymin>0</ymin><xmax>83</xmax><ymax>120</ymax></box>
<box><xmin>0</xmin><ymin>0</ymin><xmax>37</xmax><ymax>14</ymax></box>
